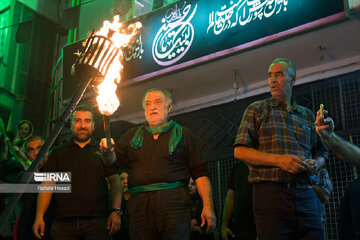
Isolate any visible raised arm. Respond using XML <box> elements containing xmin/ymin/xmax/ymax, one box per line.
<box><xmin>315</xmin><ymin>108</ymin><xmax>360</xmax><ymax>167</ymax></box>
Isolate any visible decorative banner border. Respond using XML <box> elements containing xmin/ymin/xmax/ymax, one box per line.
<box><xmin>122</xmin><ymin>0</ymin><xmax>345</xmax><ymax>85</ymax></box>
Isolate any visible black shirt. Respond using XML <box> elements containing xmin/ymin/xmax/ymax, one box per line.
<box><xmin>114</xmin><ymin>125</ymin><xmax>208</xmax><ymax>188</ymax></box>
<box><xmin>17</xmin><ymin>168</ymin><xmax>48</xmax><ymax>240</ymax></box>
<box><xmin>339</xmin><ymin>178</ymin><xmax>360</xmax><ymax>240</ymax></box>
<box><xmin>0</xmin><ymin>157</ymin><xmax>24</xmax><ymax>183</ymax></box>
<box><xmin>45</xmin><ymin>139</ymin><xmax>113</xmax><ymax>219</ymax></box>
<box><xmin>228</xmin><ymin>162</ymin><xmax>257</xmax><ymax>238</ymax></box>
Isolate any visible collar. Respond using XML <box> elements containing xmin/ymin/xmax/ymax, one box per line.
<box><xmin>70</xmin><ymin>137</ymin><xmax>97</xmax><ymax>148</ymax></box>
<box><xmin>270</xmin><ymin>97</ymin><xmax>298</xmax><ymax>112</ymax></box>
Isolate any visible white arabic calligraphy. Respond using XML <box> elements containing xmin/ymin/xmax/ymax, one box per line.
<box><xmin>124</xmin><ymin>35</ymin><xmax>144</xmax><ymax>61</ymax></box>
<box><xmin>152</xmin><ymin>2</ymin><xmax>197</xmax><ymax>66</ymax></box>
<box><xmin>207</xmin><ymin>0</ymin><xmax>288</xmax><ymax>35</ymax></box>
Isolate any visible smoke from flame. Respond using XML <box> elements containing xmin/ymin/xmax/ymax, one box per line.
<box><xmin>95</xmin><ymin>15</ymin><xmax>141</xmax><ymax>116</ymax></box>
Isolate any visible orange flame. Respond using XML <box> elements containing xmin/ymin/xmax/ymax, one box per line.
<box><xmin>95</xmin><ymin>15</ymin><xmax>142</xmax><ymax>116</ymax></box>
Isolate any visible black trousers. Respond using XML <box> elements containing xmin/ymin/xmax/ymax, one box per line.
<box><xmin>128</xmin><ymin>186</ymin><xmax>191</xmax><ymax>240</ymax></box>
<box><xmin>50</xmin><ymin>217</ymin><xmax>110</xmax><ymax>240</ymax></box>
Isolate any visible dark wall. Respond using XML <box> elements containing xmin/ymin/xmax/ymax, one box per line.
<box><xmin>5</xmin><ymin>4</ymin><xmax>59</xmax><ymax>137</ymax></box>
<box><xmin>21</xmin><ymin>14</ymin><xmax>57</xmax><ymax>136</ymax></box>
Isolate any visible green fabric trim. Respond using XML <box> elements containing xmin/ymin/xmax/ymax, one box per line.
<box><xmin>128</xmin><ymin>181</ymin><xmax>185</xmax><ymax>194</ymax></box>
<box><xmin>129</xmin><ymin>120</ymin><xmax>183</xmax><ymax>155</ymax></box>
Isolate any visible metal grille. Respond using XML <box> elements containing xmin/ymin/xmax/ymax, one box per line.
<box><xmin>190</xmin><ymin>112</ymin><xmax>242</xmax><ymax>153</ymax></box>
<box><xmin>311</xmin><ymin>77</ymin><xmax>343</xmax><ymax>130</ymax></box>
<box><xmin>174</xmin><ymin>70</ymin><xmax>360</xmax><ymax>240</ymax></box>
<box><xmin>342</xmin><ymin>74</ymin><xmax>360</xmax><ymax>130</ymax></box>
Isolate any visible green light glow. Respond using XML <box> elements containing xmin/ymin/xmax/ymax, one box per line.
<box><xmin>0</xmin><ymin>4</ymin><xmax>10</xmax><ymax>58</ymax></box>
<box><xmin>0</xmin><ymin>1</ymin><xmax>10</xmax><ymax>12</ymax></box>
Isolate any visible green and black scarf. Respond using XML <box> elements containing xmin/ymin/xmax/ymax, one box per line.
<box><xmin>129</xmin><ymin>120</ymin><xmax>183</xmax><ymax>155</ymax></box>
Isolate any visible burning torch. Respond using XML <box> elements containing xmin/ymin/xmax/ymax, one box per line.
<box><xmin>97</xmin><ymin>75</ymin><xmax>120</xmax><ymax>152</ymax></box>
<box><xmin>0</xmin><ymin>16</ymin><xmax>141</xmax><ymax>231</ymax></box>
<box><xmin>93</xmin><ymin>16</ymin><xmax>141</xmax><ymax>152</ymax></box>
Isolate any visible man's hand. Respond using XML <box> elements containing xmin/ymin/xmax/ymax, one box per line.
<box><xmin>315</xmin><ymin>106</ymin><xmax>335</xmax><ymax>141</ymax></box>
<box><xmin>100</xmin><ymin>138</ymin><xmax>115</xmax><ymax>153</ymax></box>
<box><xmin>277</xmin><ymin>155</ymin><xmax>310</xmax><ymax>174</ymax></box>
<box><xmin>221</xmin><ymin>224</ymin><xmax>235</xmax><ymax>240</ymax></box>
<box><xmin>100</xmin><ymin>138</ymin><xmax>116</xmax><ymax>166</ymax></box>
<box><xmin>303</xmin><ymin>158</ymin><xmax>319</xmax><ymax>175</ymax></box>
<box><xmin>200</xmin><ymin>205</ymin><xmax>217</xmax><ymax>233</ymax></box>
<box><xmin>191</xmin><ymin>219</ymin><xmax>203</xmax><ymax>234</ymax></box>
<box><xmin>312</xmin><ymin>184</ymin><xmax>330</xmax><ymax>204</ymax></box>
<box><xmin>107</xmin><ymin>212</ymin><xmax>121</xmax><ymax>235</ymax></box>
<box><xmin>33</xmin><ymin>217</ymin><xmax>45</xmax><ymax>239</ymax></box>
<box><xmin>4</xmin><ymin>137</ymin><xmax>9</xmax><ymax>147</ymax></box>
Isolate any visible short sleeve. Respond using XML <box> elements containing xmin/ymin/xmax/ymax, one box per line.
<box><xmin>234</xmin><ymin>103</ymin><xmax>259</xmax><ymax>148</ymax></box>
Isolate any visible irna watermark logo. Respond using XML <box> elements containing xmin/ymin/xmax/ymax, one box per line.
<box><xmin>34</xmin><ymin>172</ymin><xmax>71</xmax><ymax>182</ymax></box>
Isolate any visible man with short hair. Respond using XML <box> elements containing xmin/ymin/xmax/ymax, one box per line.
<box><xmin>234</xmin><ymin>58</ymin><xmax>328</xmax><ymax>239</ymax></box>
<box><xmin>33</xmin><ymin>105</ymin><xmax>121</xmax><ymax>240</ymax></box>
<box><xmin>22</xmin><ymin>135</ymin><xmax>46</xmax><ymax>169</ymax></box>
<box><xmin>24</xmin><ymin>136</ymin><xmax>44</xmax><ymax>162</ymax></box>
<box><xmin>17</xmin><ymin>135</ymin><xmax>46</xmax><ymax>240</ymax></box>
<box><xmin>100</xmin><ymin>88</ymin><xmax>216</xmax><ymax>240</ymax></box>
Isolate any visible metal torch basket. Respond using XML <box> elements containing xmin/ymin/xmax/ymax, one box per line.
<box><xmin>74</xmin><ymin>31</ymin><xmax>119</xmax><ymax>79</ymax></box>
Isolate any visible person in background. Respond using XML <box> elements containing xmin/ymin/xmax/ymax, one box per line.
<box><xmin>221</xmin><ymin>162</ymin><xmax>257</xmax><ymax>240</ymax></box>
<box><xmin>0</xmin><ymin>132</ymin><xmax>23</xmax><ymax>240</ymax></box>
<box><xmin>188</xmin><ymin>178</ymin><xmax>215</xmax><ymax>240</ymax></box>
<box><xmin>315</xmin><ymin>105</ymin><xmax>360</xmax><ymax>168</ymax></box>
<box><xmin>314</xmin><ymin>105</ymin><xmax>360</xmax><ymax>239</ymax></box>
<box><xmin>16</xmin><ymin>136</ymin><xmax>49</xmax><ymax>240</ymax></box>
<box><xmin>12</xmin><ymin>120</ymin><xmax>34</xmax><ymax>169</ymax></box>
<box><xmin>13</xmin><ymin>120</ymin><xmax>33</xmax><ymax>148</ymax></box>
<box><xmin>338</xmin><ymin>178</ymin><xmax>360</xmax><ymax>240</ymax></box>
<box><xmin>113</xmin><ymin>170</ymin><xmax>131</xmax><ymax>240</ymax></box>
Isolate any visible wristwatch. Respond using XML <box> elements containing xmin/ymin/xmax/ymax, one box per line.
<box><xmin>111</xmin><ymin>208</ymin><xmax>122</xmax><ymax>216</ymax></box>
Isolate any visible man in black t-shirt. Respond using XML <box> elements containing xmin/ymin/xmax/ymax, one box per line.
<box><xmin>100</xmin><ymin>88</ymin><xmax>216</xmax><ymax>240</ymax></box>
<box><xmin>33</xmin><ymin>105</ymin><xmax>121</xmax><ymax>240</ymax></box>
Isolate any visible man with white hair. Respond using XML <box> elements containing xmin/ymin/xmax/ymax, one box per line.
<box><xmin>101</xmin><ymin>88</ymin><xmax>216</xmax><ymax>240</ymax></box>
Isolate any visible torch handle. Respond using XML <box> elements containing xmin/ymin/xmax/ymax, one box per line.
<box><xmin>103</xmin><ymin>115</ymin><xmax>113</xmax><ymax>151</ymax></box>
